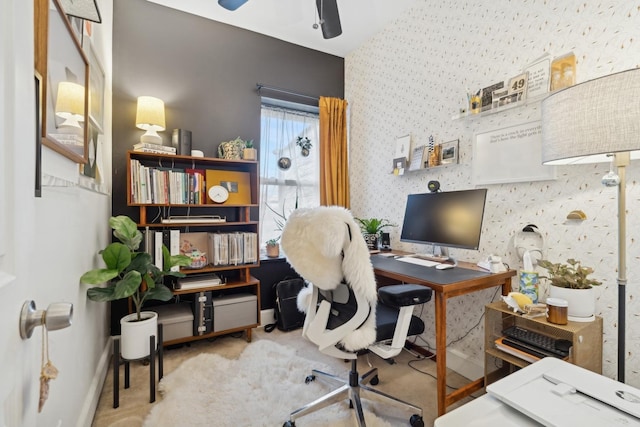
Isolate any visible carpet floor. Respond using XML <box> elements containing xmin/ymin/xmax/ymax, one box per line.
<box><xmin>91</xmin><ymin>328</ymin><xmax>477</xmax><ymax>426</ymax></box>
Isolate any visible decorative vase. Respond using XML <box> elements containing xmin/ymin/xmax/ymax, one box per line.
<box><xmin>243</xmin><ymin>148</ymin><xmax>257</xmax><ymax>160</ymax></box>
<box><xmin>301</xmin><ymin>148</ymin><xmax>310</xmax><ymax>157</ymax></box>
<box><xmin>266</xmin><ymin>243</ymin><xmax>280</xmax><ymax>258</ymax></box>
<box><xmin>363</xmin><ymin>233</ymin><xmax>379</xmax><ymax>250</ymax></box>
<box><xmin>119</xmin><ymin>311</ymin><xmax>158</xmax><ymax>360</ymax></box>
<box><xmin>548</xmin><ymin>285</ymin><xmax>595</xmax><ymax>321</ymax></box>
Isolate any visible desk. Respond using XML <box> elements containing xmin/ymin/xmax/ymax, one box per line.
<box><xmin>370</xmin><ymin>254</ymin><xmax>516</xmax><ymax>416</ymax></box>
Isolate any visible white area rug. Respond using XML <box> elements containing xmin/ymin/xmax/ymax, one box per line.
<box><xmin>143</xmin><ymin>340</ymin><xmax>394</xmax><ymax>427</ymax></box>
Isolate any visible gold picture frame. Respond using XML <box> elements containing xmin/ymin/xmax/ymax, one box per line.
<box><xmin>35</xmin><ymin>0</ymin><xmax>89</xmax><ymax>164</ymax></box>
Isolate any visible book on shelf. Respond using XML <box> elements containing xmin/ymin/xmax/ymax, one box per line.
<box><xmin>129</xmin><ymin>158</ymin><xmax>210</xmax><ymax>205</ymax></box>
<box><xmin>133</xmin><ymin>143</ymin><xmax>176</xmax><ymax>154</ymax></box>
<box><xmin>175</xmin><ymin>273</ymin><xmax>222</xmax><ymax>290</ymax></box>
<box><xmin>206</xmin><ymin>232</ymin><xmax>258</xmax><ymax>266</ymax></box>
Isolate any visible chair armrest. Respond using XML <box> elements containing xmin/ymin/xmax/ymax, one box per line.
<box><xmin>378</xmin><ymin>284</ymin><xmax>432</xmax><ymax>307</ymax></box>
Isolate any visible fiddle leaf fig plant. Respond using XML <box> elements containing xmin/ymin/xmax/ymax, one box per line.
<box><xmin>538</xmin><ymin>258</ymin><xmax>602</xmax><ymax>289</ymax></box>
<box><xmin>80</xmin><ymin>216</ymin><xmax>191</xmax><ymax>321</ymax></box>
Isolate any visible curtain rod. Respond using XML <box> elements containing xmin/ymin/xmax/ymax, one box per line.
<box><xmin>256</xmin><ymin>83</ymin><xmax>319</xmax><ymax>101</ymax></box>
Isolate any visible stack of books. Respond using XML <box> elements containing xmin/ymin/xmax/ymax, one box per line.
<box><xmin>133</xmin><ymin>142</ymin><xmax>177</xmax><ymax>155</ymax></box>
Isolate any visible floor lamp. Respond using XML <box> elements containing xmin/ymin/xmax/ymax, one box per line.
<box><xmin>541</xmin><ymin>68</ymin><xmax>640</xmax><ymax>383</ymax></box>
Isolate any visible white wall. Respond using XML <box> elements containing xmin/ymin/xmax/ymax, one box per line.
<box><xmin>1</xmin><ymin>0</ymin><xmax>113</xmax><ymax>425</ymax></box>
<box><xmin>347</xmin><ymin>0</ymin><xmax>640</xmax><ymax>384</ymax></box>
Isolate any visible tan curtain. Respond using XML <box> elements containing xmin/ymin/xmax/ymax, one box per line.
<box><xmin>319</xmin><ymin>96</ymin><xmax>349</xmax><ymax>207</ymax></box>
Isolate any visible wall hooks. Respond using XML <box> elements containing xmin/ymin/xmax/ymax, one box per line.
<box><xmin>566</xmin><ymin>210</ymin><xmax>587</xmax><ymax>220</ymax></box>
<box><xmin>19</xmin><ymin>300</ymin><xmax>73</xmax><ymax>339</ymax></box>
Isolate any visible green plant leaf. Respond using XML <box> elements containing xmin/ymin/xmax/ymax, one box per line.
<box><xmin>101</xmin><ymin>242</ymin><xmax>132</xmax><ymax>271</ymax></box>
<box><xmin>110</xmin><ymin>215</ymin><xmax>143</xmax><ymax>251</ymax></box>
<box><xmin>86</xmin><ymin>286</ymin><xmax>118</xmax><ymax>302</ymax></box>
<box><xmin>144</xmin><ymin>283</ymin><xmax>174</xmax><ymax>302</ymax></box>
<box><xmin>113</xmin><ymin>270</ymin><xmax>143</xmax><ymax>299</ymax></box>
<box><xmin>80</xmin><ymin>268</ymin><xmax>119</xmax><ymax>285</ymax></box>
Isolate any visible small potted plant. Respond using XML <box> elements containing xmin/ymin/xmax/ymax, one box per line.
<box><xmin>538</xmin><ymin>258</ymin><xmax>602</xmax><ymax>320</ymax></box>
<box><xmin>80</xmin><ymin>216</ymin><xmax>191</xmax><ymax>359</ymax></box>
<box><xmin>243</xmin><ymin>139</ymin><xmax>256</xmax><ymax>160</ymax></box>
<box><xmin>296</xmin><ymin>136</ymin><xmax>312</xmax><ymax>157</ymax></box>
<box><xmin>266</xmin><ymin>237</ymin><xmax>280</xmax><ymax>258</ymax></box>
<box><xmin>355</xmin><ymin>218</ymin><xmax>397</xmax><ymax>250</ymax></box>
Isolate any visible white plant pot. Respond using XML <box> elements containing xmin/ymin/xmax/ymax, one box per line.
<box><xmin>120</xmin><ymin>311</ymin><xmax>158</xmax><ymax>360</ymax></box>
<box><xmin>548</xmin><ymin>286</ymin><xmax>595</xmax><ymax>321</ymax></box>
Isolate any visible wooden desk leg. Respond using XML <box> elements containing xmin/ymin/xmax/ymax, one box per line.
<box><xmin>502</xmin><ymin>276</ymin><xmax>512</xmax><ymax>296</ymax></box>
<box><xmin>435</xmin><ymin>292</ymin><xmax>447</xmax><ymax>416</ymax></box>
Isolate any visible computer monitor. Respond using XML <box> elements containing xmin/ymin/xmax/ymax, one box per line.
<box><xmin>400</xmin><ymin>188</ymin><xmax>488</xmax><ymax>259</ymax></box>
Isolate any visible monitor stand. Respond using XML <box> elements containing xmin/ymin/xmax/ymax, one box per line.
<box><xmin>414</xmin><ymin>246</ymin><xmax>458</xmax><ymax>266</ymax></box>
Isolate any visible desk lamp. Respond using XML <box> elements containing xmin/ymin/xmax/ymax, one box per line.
<box><xmin>55</xmin><ymin>82</ymin><xmax>85</xmax><ymax>129</ymax></box>
<box><xmin>541</xmin><ymin>68</ymin><xmax>640</xmax><ymax>383</ymax></box>
<box><xmin>135</xmin><ymin>96</ymin><xmax>165</xmax><ymax>144</ymax></box>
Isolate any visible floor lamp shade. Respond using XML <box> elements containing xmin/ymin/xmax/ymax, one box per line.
<box><xmin>541</xmin><ymin>68</ymin><xmax>640</xmax><ymax>165</ymax></box>
<box><xmin>541</xmin><ymin>67</ymin><xmax>640</xmax><ymax>383</ymax></box>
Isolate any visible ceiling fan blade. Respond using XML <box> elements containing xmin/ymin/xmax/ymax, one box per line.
<box><xmin>315</xmin><ymin>0</ymin><xmax>342</xmax><ymax>39</ymax></box>
<box><xmin>218</xmin><ymin>0</ymin><xmax>249</xmax><ymax>11</ymax></box>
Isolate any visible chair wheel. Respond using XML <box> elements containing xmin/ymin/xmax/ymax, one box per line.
<box><xmin>370</xmin><ymin>375</ymin><xmax>379</xmax><ymax>385</ymax></box>
<box><xmin>410</xmin><ymin>414</ymin><xmax>424</xmax><ymax>427</ymax></box>
<box><xmin>283</xmin><ymin>421</ymin><xmax>295</xmax><ymax>427</ymax></box>
<box><xmin>305</xmin><ymin>375</ymin><xmax>316</xmax><ymax>384</ymax></box>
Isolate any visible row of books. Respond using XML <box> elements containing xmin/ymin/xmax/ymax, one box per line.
<box><xmin>142</xmin><ymin>230</ymin><xmax>258</xmax><ymax>270</ymax></box>
<box><xmin>130</xmin><ymin>158</ymin><xmax>206</xmax><ymax>204</ymax></box>
<box><xmin>208</xmin><ymin>232</ymin><xmax>258</xmax><ymax>266</ymax></box>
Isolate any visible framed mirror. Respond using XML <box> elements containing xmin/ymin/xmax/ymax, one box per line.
<box><xmin>35</xmin><ymin>0</ymin><xmax>89</xmax><ymax>164</ymax></box>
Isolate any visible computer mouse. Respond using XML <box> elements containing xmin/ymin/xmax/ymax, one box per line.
<box><xmin>435</xmin><ymin>264</ymin><xmax>454</xmax><ymax>270</ymax></box>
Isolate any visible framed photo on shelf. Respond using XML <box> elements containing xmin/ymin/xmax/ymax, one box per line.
<box><xmin>392</xmin><ymin>157</ymin><xmax>407</xmax><ymax>175</ymax></box>
<box><xmin>394</xmin><ymin>134</ymin><xmax>411</xmax><ymax>161</ymax></box>
<box><xmin>439</xmin><ymin>140</ymin><xmax>459</xmax><ymax>165</ymax></box>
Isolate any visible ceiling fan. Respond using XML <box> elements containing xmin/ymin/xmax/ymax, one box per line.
<box><xmin>218</xmin><ymin>0</ymin><xmax>342</xmax><ymax>39</ymax></box>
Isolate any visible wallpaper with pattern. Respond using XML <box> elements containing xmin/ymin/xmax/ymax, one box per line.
<box><xmin>346</xmin><ymin>0</ymin><xmax>640</xmax><ymax>383</ymax></box>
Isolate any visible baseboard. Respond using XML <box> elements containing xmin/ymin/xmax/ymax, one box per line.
<box><xmin>260</xmin><ymin>308</ymin><xmax>275</xmax><ymax>327</ymax></box>
<box><xmin>446</xmin><ymin>348</ymin><xmax>483</xmax><ymax>381</ymax></box>
<box><xmin>76</xmin><ymin>337</ymin><xmax>112</xmax><ymax>427</ymax></box>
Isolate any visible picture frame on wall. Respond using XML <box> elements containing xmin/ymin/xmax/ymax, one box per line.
<box><xmin>34</xmin><ymin>0</ymin><xmax>89</xmax><ymax>164</ymax></box>
<box><xmin>439</xmin><ymin>139</ymin><xmax>459</xmax><ymax>165</ymax></box>
<box><xmin>83</xmin><ymin>38</ymin><xmax>105</xmax><ymax>133</ymax></box>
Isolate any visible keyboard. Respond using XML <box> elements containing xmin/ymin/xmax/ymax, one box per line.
<box><xmin>502</xmin><ymin>325</ymin><xmax>572</xmax><ymax>358</ymax></box>
<box><xmin>396</xmin><ymin>257</ymin><xmax>440</xmax><ymax>268</ymax></box>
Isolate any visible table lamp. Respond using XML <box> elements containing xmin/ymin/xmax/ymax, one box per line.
<box><xmin>136</xmin><ymin>96</ymin><xmax>165</xmax><ymax>144</ymax></box>
<box><xmin>55</xmin><ymin>81</ymin><xmax>85</xmax><ymax>129</ymax></box>
<box><xmin>541</xmin><ymin>68</ymin><xmax>640</xmax><ymax>383</ymax></box>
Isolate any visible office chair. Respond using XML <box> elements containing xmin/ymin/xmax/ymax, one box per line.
<box><xmin>280</xmin><ymin>206</ymin><xmax>432</xmax><ymax>427</ymax></box>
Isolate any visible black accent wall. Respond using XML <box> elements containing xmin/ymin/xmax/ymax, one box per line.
<box><xmin>112</xmin><ymin>0</ymin><xmax>344</xmax><ymax>218</ymax></box>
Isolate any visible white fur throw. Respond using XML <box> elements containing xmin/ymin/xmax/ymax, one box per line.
<box><xmin>281</xmin><ymin>206</ymin><xmax>377</xmax><ymax>351</ymax></box>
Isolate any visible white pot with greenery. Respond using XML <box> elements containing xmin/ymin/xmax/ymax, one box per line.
<box><xmin>538</xmin><ymin>258</ymin><xmax>602</xmax><ymax>322</ymax></box>
<box><xmin>266</xmin><ymin>238</ymin><xmax>280</xmax><ymax>258</ymax></box>
<box><xmin>80</xmin><ymin>216</ymin><xmax>191</xmax><ymax>359</ymax></box>
<box><xmin>355</xmin><ymin>218</ymin><xmax>396</xmax><ymax>250</ymax></box>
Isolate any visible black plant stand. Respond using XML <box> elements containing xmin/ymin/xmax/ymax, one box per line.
<box><xmin>112</xmin><ymin>324</ymin><xmax>164</xmax><ymax>408</ymax></box>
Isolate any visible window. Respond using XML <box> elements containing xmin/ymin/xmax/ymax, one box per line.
<box><xmin>259</xmin><ymin>98</ymin><xmax>320</xmax><ymax>246</ymax></box>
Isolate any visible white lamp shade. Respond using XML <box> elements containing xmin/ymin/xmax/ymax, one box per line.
<box><xmin>55</xmin><ymin>82</ymin><xmax>85</xmax><ymax>128</ymax></box>
<box><xmin>541</xmin><ymin>68</ymin><xmax>640</xmax><ymax>165</ymax></box>
<box><xmin>136</xmin><ymin>96</ymin><xmax>166</xmax><ymax>144</ymax></box>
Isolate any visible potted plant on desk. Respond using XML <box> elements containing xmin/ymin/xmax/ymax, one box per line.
<box><xmin>355</xmin><ymin>218</ymin><xmax>396</xmax><ymax>250</ymax></box>
<box><xmin>538</xmin><ymin>258</ymin><xmax>602</xmax><ymax>321</ymax></box>
<box><xmin>80</xmin><ymin>216</ymin><xmax>191</xmax><ymax>359</ymax></box>
<box><xmin>266</xmin><ymin>237</ymin><xmax>280</xmax><ymax>258</ymax></box>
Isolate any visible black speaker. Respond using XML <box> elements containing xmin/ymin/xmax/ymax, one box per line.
<box><xmin>172</xmin><ymin>129</ymin><xmax>192</xmax><ymax>155</ymax></box>
<box><xmin>380</xmin><ymin>232</ymin><xmax>391</xmax><ymax>251</ymax></box>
